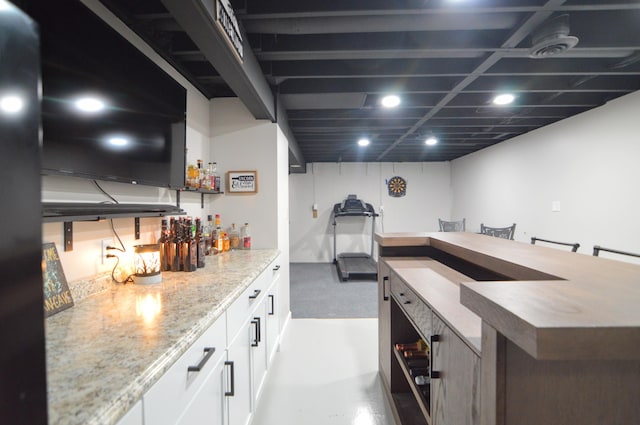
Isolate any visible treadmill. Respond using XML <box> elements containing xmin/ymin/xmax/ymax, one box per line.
<box><xmin>332</xmin><ymin>194</ymin><xmax>379</xmax><ymax>281</ymax></box>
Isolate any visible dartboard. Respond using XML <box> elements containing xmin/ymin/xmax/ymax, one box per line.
<box><xmin>387</xmin><ymin>176</ymin><xmax>406</xmax><ymax>197</ymax></box>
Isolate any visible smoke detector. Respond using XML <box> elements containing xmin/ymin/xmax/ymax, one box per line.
<box><xmin>529</xmin><ymin>14</ymin><xmax>579</xmax><ymax>59</ymax></box>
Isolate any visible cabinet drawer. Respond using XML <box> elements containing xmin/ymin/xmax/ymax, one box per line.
<box><xmin>390</xmin><ymin>272</ymin><xmax>432</xmax><ymax>339</ymax></box>
<box><xmin>144</xmin><ymin>315</ymin><xmax>226</xmax><ymax>425</ymax></box>
<box><xmin>226</xmin><ymin>264</ymin><xmax>271</xmax><ymax>342</ymax></box>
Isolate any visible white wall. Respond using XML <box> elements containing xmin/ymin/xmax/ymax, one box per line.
<box><xmin>289</xmin><ymin>162</ymin><xmax>452</xmax><ymax>262</ymax></box>
<box><xmin>209</xmin><ymin>98</ymin><xmax>280</xmax><ymax>250</ymax></box>
<box><xmin>42</xmin><ymin>0</ymin><xmax>211</xmax><ymax>282</ymax></box>
<box><xmin>451</xmin><ymin>90</ymin><xmax>640</xmax><ymax>261</ymax></box>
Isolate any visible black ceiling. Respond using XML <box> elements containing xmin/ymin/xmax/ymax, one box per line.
<box><xmin>98</xmin><ymin>0</ymin><xmax>640</xmax><ymax>168</ymax></box>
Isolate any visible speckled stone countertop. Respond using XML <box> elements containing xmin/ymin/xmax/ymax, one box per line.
<box><xmin>45</xmin><ymin>249</ymin><xmax>279</xmax><ymax>425</ymax></box>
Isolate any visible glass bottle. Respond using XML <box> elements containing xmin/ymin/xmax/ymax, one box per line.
<box><xmin>242</xmin><ymin>222</ymin><xmax>251</xmax><ymax>250</ymax></box>
<box><xmin>195</xmin><ymin>217</ymin><xmax>206</xmax><ymax>268</ymax></box>
<box><xmin>229</xmin><ymin>223</ymin><xmax>241</xmax><ymax>250</ymax></box>
<box><xmin>158</xmin><ymin>219</ymin><xmax>171</xmax><ymax>271</ymax></box>
<box><xmin>204</xmin><ymin>214</ymin><xmax>213</xmax><ymax>255</ymax></box>
<box><xmin>223</xmin><ymin>231</ymin><xmax>230</xmax><ymax>252</ymax></box>
<box><xmin>184</xmin><ymin>218</ymin><xmax>197</xmax><ymax>272</ymax></box>
<box><xmin>170</xmin><ymin>218</ymin><xmax>182</xmax><ymax>272</ymax></box>
<box><xmin>213</xmin><ymin>214</ymin><xmax>223</xmax><ymax>255</ymax></box>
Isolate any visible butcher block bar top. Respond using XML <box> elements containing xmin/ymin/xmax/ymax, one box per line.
<box><xmin>375</xmin><ymin>232</ymin><xmax>640</xmax><ymax>361</ymax></box>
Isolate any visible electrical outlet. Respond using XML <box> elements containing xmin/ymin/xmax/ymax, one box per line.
<box><xmin>101</xmin><ymin>239</ymin><xmax>114</xmax><ymax>264</ymax></box>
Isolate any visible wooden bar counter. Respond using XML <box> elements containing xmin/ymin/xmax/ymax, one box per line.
<box><xmin>376</xmin><ymin>232</ymin><xmax>640</xmax><ymax>425</ymax></box>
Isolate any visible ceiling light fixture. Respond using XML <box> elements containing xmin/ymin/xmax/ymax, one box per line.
<box><xmin>493</xmin><ymin>94</ymin><xmax>515</xmax><ymax>105</ymax></box>
<box><xmin>425</xmin><ymin>137</ymin><xmax>438</xmax><ymax>146</ymax></box>
<box><xmin>75</xmin><ymin>97</ymin><xmax>105</xmax><ymax>113</ymax></box>
<box><xmin>0</xmin><ymin>95</ymin><xmax>24</xmax><ymax>114</ymax></box>
<box><xmin>381</xmin><ymin>95</ymin><xmax>401</xmax><ymax>108</ymax></box>
<box><xmin>358</xmin><ymin>138</ymin><xmax>370</xmax><ymax>147</ymax></box>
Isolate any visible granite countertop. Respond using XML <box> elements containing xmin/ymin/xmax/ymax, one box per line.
<box><xmin>45</xmin><ymin>249</ymin><xmax>279</xmax><ymax>425</ymax></box>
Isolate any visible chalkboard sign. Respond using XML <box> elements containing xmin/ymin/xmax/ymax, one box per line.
<box><xmin>42</xmin><ymin>243</ymin><xmax>74</xmax><ymax>317</ymax></box>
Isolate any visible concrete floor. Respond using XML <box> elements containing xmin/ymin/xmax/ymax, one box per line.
<box><xmin>251</xmin><ymin>318</ymin><xmax>396</xmax><ymax>425</ymax></box>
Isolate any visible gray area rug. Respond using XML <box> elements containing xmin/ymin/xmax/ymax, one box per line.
<box><xmin>290</xmin><ymin>263</ymin><xmax>378</xmax><ymax>318</ymax></box>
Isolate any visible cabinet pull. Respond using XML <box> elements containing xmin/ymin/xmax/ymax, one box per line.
<box><xmin>224</xmin><ymin>361</ymin><xmax>235</xmax><ymax>396</ymax></box>
<box><xmin>251</xmin><ymin>317</ymin><xmax>261</xmax><ymax>346</ymax></box>
<box><xmin>403</xmin><ymin>300</ymin><xmax>411</xmax><ymax>305</ymax></box>
<box><xmin>273</xmin><ymin>265</ymin><xmax>280</xmax><ymax>271</ymax></box>
<box><xmin>430</xmin><ymin>334</ymin><xmax>441</xmax><ymax>379</ymax></box>
<box><xmin>383</xmin><ymin>276</ymin><xmax>389</xmax><ymax>301</ymax></box>
<box><xmin>268</xmin><ymin>294</ymin><xmax>275</xmax><ymax>315</ymax></box>
<box><xmin>187</xmin><ymin>347</ymin><xmax>215</xmax><ymax>373</ymax></box>
<box><xmin>249</xmin><ymin>289</ymin><xmax>261</xmax><ymax>299</ymax></box>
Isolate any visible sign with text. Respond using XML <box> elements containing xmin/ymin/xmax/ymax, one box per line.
<box><xmin>227</xmin><ymin>170</ymin><xmax>258</xmax><ymax>193</ymax></box>
<box><xmin>42</xmin><ymin>243</ymin><xmax>74</xmax><ymax>317</ymax></box>
<box><xmin>215</xmin><ymin>0</ymin><xmax>244</xmax><ymax>61</ymax></box>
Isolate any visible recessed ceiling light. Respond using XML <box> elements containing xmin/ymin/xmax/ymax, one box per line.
<box><xmin>425</xmin><ymin>137</ymin><xmax>438</xmax><ymax>146</ymax></box>
<box><xmin>0</xmin><ymin>95</ymin><xmax>24</xmax><ymax>113</ymax></box>
<box><xmin>358</xmin><ymin>138</ymin><xmax>370</xmax><ymax>147</ymax></box>
<box><xmin>493</xmin><ymin>94</ymin><xmax>515</xmax><ymax>105</ymax></box>
<box><xmin>75</xmin><ymin>97</ymin><xmax>105</xmax><ymax>113</ymax></box>
<box><xmin>381</xmin><ymin>95</ymin><xmax>401</xmax><ymax>108</ymax></box>
<box><xmin>108</xmin><ymin>137</ymin><xmax>128</xmax><ymax>146</ymax></box>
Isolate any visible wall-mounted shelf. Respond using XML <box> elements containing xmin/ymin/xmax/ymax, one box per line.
<box><xmin>177</xmin><ymin>188</ymin><xmax>224</xmax><ymax>208</ymax></box>
<box><xmin>42</xmin><ymin>202</ymin><xmax>186</xmax><ymax>252</ymax></box>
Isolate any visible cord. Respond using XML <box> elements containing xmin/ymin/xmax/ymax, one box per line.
<box><xmin>106</xmin><ymin>254</ymin><xmax>134</xmax><ymax>284</ymax></box>
<box><xmin>93</xmin><ymin>180</ymin><xmax>119</xmax><ymax>204</ymax></box>
<box><xmin>109</xmin><ymin>219</ymin><xmax>127</xmax><ymax>252</ymax></box>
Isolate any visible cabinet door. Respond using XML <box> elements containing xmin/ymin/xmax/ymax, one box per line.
<box><xmin>116</xmin><ymin>400</ymin><xmax>143</xmax><ymax>425</ymax></box>
<box><xmin>378</xmin><ymin>259</ymin><xmax>392</xmax><ymax>388</ymax></box>
<box><xmin>251</xmin><ymin>300</ymin><xmax>268</xmax><ymax>405</ymax></box>
<box><xmin>227</xmin><ymin>318</ymin><xmax>253</xmax><ymax>425</ymax></box>
<box><xmin>176</xmin><ymin>355</ymin><xmax>227</xmax><ymax>425</ymax></box>
<box><xmin>431</xmin><ymin>315</ymin><xmax>480</xmax><ymax>425</ymax></box>
<box><xmin>265</xmin><ymin>274</ymin><xmax>280</xmax><ymax>366</ymax></box>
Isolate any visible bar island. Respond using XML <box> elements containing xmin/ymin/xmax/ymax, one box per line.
<box><xmin>375</xmin><ymin>232</ymin><xmax>640</xmax><ymax>425</ymax></box>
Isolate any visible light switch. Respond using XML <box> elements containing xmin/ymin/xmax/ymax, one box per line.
<box><xmin>552</xmin><ymin>201</ymin><xmax>561</xmax><ymax>212</ymax></box>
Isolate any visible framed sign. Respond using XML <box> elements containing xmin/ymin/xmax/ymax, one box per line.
<box><xmin>42</xmin><ymin>242</ymin><xmax>74</xmax><ymax>317</ymax></box>
<box><xmin>227</xmin><ymin>170</ymin><xmax>258</xmax><ymax>193</ymax></box>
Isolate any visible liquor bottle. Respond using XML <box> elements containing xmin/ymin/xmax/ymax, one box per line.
<box><xmin>184</xmin><ymin>218</ymin><xmax>197</xmax><ymax>272</ymax></box>
<box><xmin>195</xmin><ymin>218</ymin><xmax>206</xmax><ymax>268</ymax></box>
<box><xmin>179</xmin><ymin>218</ymin><xmax>188</xmax><ymax>271</ymax></box>
<box><xmin>158</xmin><ymin>219</ymin><xmax>171</xmax><ymax>271</ymax></box>
<box><xmin>170</xmin><ymin>218</ymin><xmax>182</xmax><ymax>272</ymax></box>
<box><xmin>395</xmin><ymin>339</ymin><xmax>428</xmax><ymax>352</ymax></box>
<box><xmin>222</xmin><ymin>231</ymin><xmax>230</xmax><ymax>252</ymax></box>
<box><xmin>214</xmin><ymin>214</ymin><xmax>223</xmax><ymax>254</ymax></box>
<box><xmin>204</xmin><ymin>214</ymin><xmax>213</xmax><ymax>255</ymax></box>
<box><xmin>210</xmin><ymin>162</ymin><xmax>220</xmax><ymax>192</ymax></box>
<box><xmin>195</xmin><ymin>159</ymin><xmax>203</xmax><ymax>189</ymax></box>
<box><xmin>229</xmin><ymin>223</ymin><xmax>241</xmax><ymax>250</ymax></box>
<box><xmin>242</xmin><ymin>222</ymin><xmax>251</xmax><ymax>249</ymax></box>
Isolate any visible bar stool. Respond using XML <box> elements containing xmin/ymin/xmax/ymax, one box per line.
<box><xmin>531</xmin><ymin>237</ymin><xmax>580</xmax><ymax>252</ymax></box>
<box><xmin>438</xmin><ymin>218</ymin><xmax>465</xmax><ymax>232</ymax></box>
<box><xmin>480</xmin><ymin>223</ymin><xmax>516</xmax><ymax>240</ymax></box>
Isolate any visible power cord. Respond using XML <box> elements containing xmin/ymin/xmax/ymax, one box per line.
<box><xmin>106</xmin><ymin>251</ymin><xmax>134</xmax><ymax>284</ymax></box>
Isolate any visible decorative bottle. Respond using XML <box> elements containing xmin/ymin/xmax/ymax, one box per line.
<box><xmin>242</xmin><ymin>222</ymin><xmax>251</xmax><ymax>250</ymax></box>
<box><xmin>158</xmin><ymin>219</ymin><xmax>171</xmax><ymax>271</ymax></box>
<box><xmin>195</xmin><ymin>217</ymin><xmax>206</xmax><ymax>268</ymax></box>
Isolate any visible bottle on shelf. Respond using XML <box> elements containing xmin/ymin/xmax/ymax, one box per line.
<box><xmin>210</xmin><ymin>162</ymin><xmax>220</xmax><ymax>192</ymax></box>
<box><xmin>229</xmin><ymin>223</ymin><xmax>241</xmax><ymax>250</ymax></box>
<box><xmin>242</xmin><ymin>222</ymin><xmax>251</xmax><ymax>250</ymax></box>
<box><xmin>195</xmin><ymin>217</ymin><xmax>206</xmax><ymax>268</ymax></box>
<box><xmin>395</xmin><ymin>339</ymin><xmax>428</xmax><ymax>352</ymax></box>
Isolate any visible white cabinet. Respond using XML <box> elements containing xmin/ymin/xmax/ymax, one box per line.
<box><xmin>176</xmin><ymin>354</ymin><xmax>227</xmax><ymax>425</ymax></box>
<box><xmin>144</xmin><ymin>315</ymin><xmax>227</xmax><ymax>425</ymax></box>
<box><xmin>226</xmin><ymin>316</ymin><xmax>254</xmax><ymax>425</ymax></box>
<box><xmin>265</xmin><ymin>264</ymin><xmax>281</xmax><ymax>366</ymax></box>
<box><xmin>139</xmin><ymin>255</ymin><xmax>283</xmax><ymax>425</ymax></box>
<box><xmin>116</xmin><ymin>400</ymin><xmax>143</xmax><ymax>425</ymax></box>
